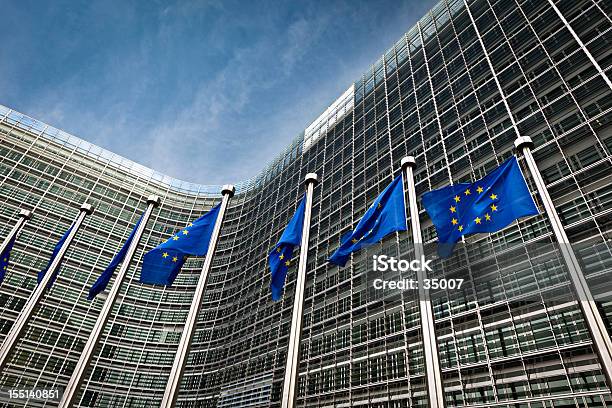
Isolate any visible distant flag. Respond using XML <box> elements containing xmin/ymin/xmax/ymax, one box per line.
<box><xmin>38</xmin><ymin>224</ymin><xmax>74</xmax><ymax>288</ymax></box>
<box><xmin>140</xmin><ymin>204</ymin><xmax>220</xmax><ymax>286</ymax></box>
<box><xmin>88</xmin><ymin>215</ymin><xmax>143</xmax><ymax>300</ymax></box>
<box><xmin>329</xmin><ymin>175</ymin><xmax>407</xmax><ymax>267</ymax></box>
<box><xmin>269</xmin><ymin>195</ymin><xmax>306</xmax><ymax>301</ymax></box>
<box><xmin>0</xmin><ymin>235</ymin><xmax>16</xmax><ymax>284</ymax></box>
<box><xmin>422</xmin><ymin>156</ymin><xmax>539</xmax><ymax>257</ymax></box>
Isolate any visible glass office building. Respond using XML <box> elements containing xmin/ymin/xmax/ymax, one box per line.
<box><xmin>1</xmin><ymin>0</ymin><xmax>611</xmax><ymax>406</ymax></box>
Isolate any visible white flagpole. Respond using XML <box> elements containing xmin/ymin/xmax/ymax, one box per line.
<box><xmin>0</xmin><ymin>209</ymin><xmax>33</xmax><ymax>264</ymax></box>
<box><xmin>58</xmin><ymin>195</ymin><xmax>161</xmax><ymax>408</ymax></box>
<box><xmin>515</xmin><ymin>136</ymin><xmax>612</xmax><ymax>385</ymax></box>
<box><xmin>160</xmin><ymin>185</ymin><xmax>235</xmax><ymax>408</ymax></box>
<box><xmin>281</xmin><ymin>173</ymin><xmax>318</xmax><ymax>408</ymax></box>
<box><xmin>401</xmin><ymin>156</ymin><xmax>446</xmax><ymax>408</ymax></box>
<box><xmin>0</xmin><ymin>203</ymin><xmax>94</xmax><ymax>371</ymax></box>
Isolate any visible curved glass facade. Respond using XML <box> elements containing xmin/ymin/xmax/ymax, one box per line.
<box><xmin>1</xmin><ymin>0</ymin><xmax>611</xmax><ymax>407</ymax></box>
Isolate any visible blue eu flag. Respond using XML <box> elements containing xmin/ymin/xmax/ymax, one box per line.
<box><xmin>140</xmin><ymin>204</ymin><xmax>220</xmax><ymax>286</ymax></box>
<box><xmin>329</xmin><ymin>175</ymin><xmax>407</xmax><ymax>267</ymax></box>
<box><xmin>38</xmin><ymin>224</ymin><xmax>74</xmax><ymax>288</ymax></box>
<box><xmin>422</xmin><ymin>157</ymin><xmax>539</xmax><ymax>257</ymax></box>
<box><xmin>0</xmin><ymin>235</ymin><xmax>16</xmax><ymax>284</ymax></box>
<box><xmin>269</xmin><ymin>195</ymin><xmax>306</xmax><ymax>301</ymax></box>
<box><xmin>88</xmin><ymin>215</ymin><xmax>143</xmax><ymax>300</ymax></box>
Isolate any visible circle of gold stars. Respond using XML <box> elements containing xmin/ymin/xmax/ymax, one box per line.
<box><xmin>450</xmin><ymin>186</ymin><xmax>499</xmax><ymax>234</ymax></box>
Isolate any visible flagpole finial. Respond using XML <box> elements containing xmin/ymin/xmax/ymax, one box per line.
<box><xmin>221</xmin><ymin>184</ymin><xmax>235</xmax><ymax>197</ymax></box>
<box><xmin>401</xmin><ymin>156</ymin><xmax>416</xmax><ymax>170</ymax></box>
<box><xmin>514</xmin><ymin>136</ymin><xmax>534</xmax><ymax>151</ymax></box>
<box><xmin>147</xmin><ymin>195</ymin><xmax>162</xmax><ymax>207</ymax></box>
<box><xmin>304</xmin><ymin>173</ymin><xmax>318</xmax><ymax>186</ymax></box>
<box><xmin>80</xmin><ymin>203</ymin><xmax>94</xmax><ymax>215</ymax></box>
<box><xmin>19</xmin><ymin>209</ymin><xmax>33</xmax><ymax>220</ymax></box>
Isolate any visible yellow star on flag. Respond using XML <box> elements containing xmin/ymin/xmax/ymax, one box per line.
<box><xmin>182</xmin><ymin>230</ymin><xmax>189</xmax><ymax>235</ymax></box>
<box><xmin>172</xmin><ymin>236</ymin><xmax>179</xmax><ymax>241</ymax></box>
<box><xmin>279</xmin><ymin>254</ymin><xmax>284</xmax><ymax>260</ymax></box>
<box><xmin>485</xmin><ymin>213</ymin><xmax>491</xmax><ymax>221</ymax></box>
<box><xmin>476</xmin><ymin>186</ymin><xmax>483</xmax><ymax>193</ymax></box>
<box><xmin>162</xmin><ymin>252</ymin><xmax>169</xmax><ymax>258</ymax></box>
<box><xmin>450</xmin><ymin>206</ymin><xmax>456</xmax><ymax>213</ymax></box>
<box><xmin>491</xmin><ymin>204</ymin><xmax>498</xmax><ymax>212</ymax></box>
<box><xmin>451</xmin><ymin>218</ymin><xmax>458</xmax><ymax>225</ymax></box>
<box><xmin>351</xmin><ymin>238</ymin><xmax>358</xmax><ymax>244</ymax></box>
<box><xmin>187</xmin><ymin>222</ymin><xmax>193</xmax><ymax>227</ymax></box>
<box><xmin>474</xmin><ymin>217</ymin><xmax>481</xmax><ymax>224</ymax></box>
<box><xmin>276</xmin><ymin>247</ymin><xmax>281</xmax><ymax>253</ymax></box>
<box><xmin>285</xmin><ymin>261</ymin><xmax>291</xmax><ymax>266</ymax></box>
<box><xmin>458</xmin><ymin>225</ymin><xmax>464</xmax><ymax>232</ymax></box>
<box><xmin>490</xmin><ymin>193</ymin><xmax>498</xmax><ymax>200</ymax></box>
<box><xmin>464</xmin><ymin>189</ymin><xmax>471</xmax><ymax>195</ymax></box>
<box><xmin>172</xmin><ymin>256</ymin><xmax>178</xmax><ymax>262</ymax></box>
<box><xmin>454</xmin><ymin>195</ymin><xmax>461</xmax><ymax>203</ymax></box>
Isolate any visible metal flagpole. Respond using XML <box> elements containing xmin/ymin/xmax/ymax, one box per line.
<box><xmin>401</xmin><ymin>156</ymin><xmax>446</xmax><ymax>408</ymax></box>
<box><xmin>281</xmin><ymin>173</ymin><xmax>318</xmax><ymax>408</ymax></box>
<box><xmin>515</xmin><ymin>136</ymin><xmax>612</xmax><ymax>385</ymax></box>
<box><xmin>58</xmin><ymin>195</ymin><xmax>161</xmax><ymax>408</ymax></box>
<box><xmin>0</xmin><ymin>209</ymin><xmax>33</xmax><ymax>261</ymax></box>
<box><xmin>0</xmin><ymin>202</ymin><xmax>94</xmax><ymax>372</ymax></box>
<box><xmin>160</xmin><ymin>185</ymin><xmax>235</xmax><ymax>408</ymax></box>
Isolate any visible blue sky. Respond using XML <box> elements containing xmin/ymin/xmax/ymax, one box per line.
<box><xmin>1</xmin><ymin>0</ymin><xmax>435</xmax><ymax>184</ymax></box>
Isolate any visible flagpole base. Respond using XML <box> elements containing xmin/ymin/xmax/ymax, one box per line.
<box><xmin>514</xmin><ymin>136</ymin><xmax>534</xmax><ymax>151</ymax></box>
<box><xmin>19</xmin><ymin>209</ymin><xmax>33</xmax><ymax>220</ymax></box>
<box><xmin>147</xmin><ymin>195</ymin><xmax>162</xmax><ymax>207</ymax></box>
<box><xmin>222</xmin><ymin>184</ymin><xmax>235</xmax><ymax>197</ymax></box>
<box><xmin>401</xmin><ymin>156</ymin><xmax>416</xmax><ymax>170</ymax></box>
<box><xmin>304</xmin><ymin>173</ymin><xmax>318</xmax><ymax>186</ymax></box>
<box><xmin>80</xmin><ymin>203</ymin><xmax>94</xmax><ymax>215</ymax></box>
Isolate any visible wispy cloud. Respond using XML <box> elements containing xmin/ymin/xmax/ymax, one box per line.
<box><xmin>0</xmin><ymin>0</ymin><xmax>435</xmax><ymax>184</ymax></box>
<box><xmin>139</xmin><ymin>3</ymin><xmax>339</xmax><ymax>183</ymax></box>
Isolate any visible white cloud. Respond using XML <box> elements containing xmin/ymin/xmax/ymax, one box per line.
<box><xmin>2</xmin><ymin>0</ymin><xmax>435</xmax><ymax>185</ymax></box>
